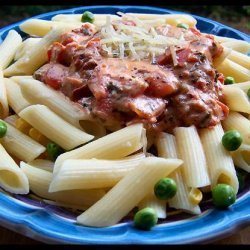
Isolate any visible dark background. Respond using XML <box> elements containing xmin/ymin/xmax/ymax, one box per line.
<box><xmin>0</xmin><ymin>5</ymin><xmax>249</xmax><ymax>35</ymax></box>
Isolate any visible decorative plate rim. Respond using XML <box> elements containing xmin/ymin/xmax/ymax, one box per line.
<box><xmin>0</xmin><ymin>5</ymin><xmax>249</xmax><ymax>244</ymax></box>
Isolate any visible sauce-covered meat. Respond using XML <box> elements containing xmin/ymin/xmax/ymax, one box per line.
<box><xmin>34</xmin><ymin>22</ymin><xmax>228</xmax><ymax>133</ymax></box>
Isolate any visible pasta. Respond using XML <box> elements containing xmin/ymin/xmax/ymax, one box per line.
<box><xmin>3</xmin><ymin>24</ymin><xmax>84</xmax><ymax>76</ymax></box>
<box><xmin>0</xmin><ymin>70</ymin><xmax>9</xmax><ymax>118</ymax></box>
<box><xmin>0</xmin><ymin>30</ymin><xmax>22</xmax><ymax>70</ymax></box>
<box><xmin>53</xmin><ymin>123</ymin><xmax>146</xmax><ymax>175</ymax></box>
<box><xmin>174</xmin><ymin>126</ymin><xmax>211</xmax><ymax>188</ymax></box>
<box><xmin>16</xmin><ymin>77</ymin><xmax>92</xmax><ymax>129</ymax></box>
<box><xmin>49</xmin><ymin>157</ymin><xmax>145</xmax><ymax>191</ymax></box>
<box><xmin>200</xmin><ymin>124</ymin><xmax>239</xmax><ymax>193</ymax></box>
<box><xmin>76</xmin><ymin>157</ymin><xmax>182</xmax><ymax>227</ymax></box>
<box><xmin>21</xmin><ymin>161</ymin><xmax>106</xmax><ymax>208</ymax></box>
<box><xmin>156</xmin><ymin>132</ymin><xmax>201</xmax><ymax>214</ymax></box>
<box><xmin>0</xmin><ymin>119</ymin><xmax>46</xmax><ymax>162</ymax></box>
<box><xmin>4</xmin><ymin>78</ymin><xmax>31</xmax><ymax>114</ymax></box>
<box><xmin>0</xmin><ymin>144</ymin><xmax>29</xmax><ymax>194</ymax></box>
<box><xmin>19</xmin><ymin>104</ymin><xmax>94</xmax><ymax>150</ymax></box>
<box><xmin>0</xmin><ymin>10</ymin><xmax>249</xmax><ymax>230</ymax></box>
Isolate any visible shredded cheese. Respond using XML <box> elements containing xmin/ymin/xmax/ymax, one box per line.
<box><xmin>99</xmin><ymin>13</ymin><xmax>188</xmax><ymax>61</ymax></box>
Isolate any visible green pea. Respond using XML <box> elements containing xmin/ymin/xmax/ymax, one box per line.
<box><xmin>212</xmin><ymin>183</ymin><xmax>236</xmax><ymax>209</ymax></box>
<box><xmin>224</xmin><ymin>76</ymin><xmax>235</xmax><ymax>85</ymax></box>
<box><xmin>0</xmin><ymin>121</ymin><xmax>7</xmax><ymax>138</ymax></box>
<box><xmin>134</xmin><ymin>207</ymin><xmax>158</xmax><ymax>230</ymax></box>
<box><xmin>81</xmin><ymin>11</ymin><xmax>95</xmax><ymax>23</ymax></box>
<box><xmin>46</xmin><ymin>142</ymin><xmax>64</xmax><ymax>161</ymax></box>
<box><xmin>154</xmin><ymin>177</ymin><xmax>177</xmax><ymax>200</ymax></box>
<box><xmin>222</xmin><ymin>130</ymin><xmax>242</xmax><ymax>151</ymax></box>
<box><xmin>177</xmin><ymin>23</ymin><xmax>189</xmax><ymax>29</ymax></box>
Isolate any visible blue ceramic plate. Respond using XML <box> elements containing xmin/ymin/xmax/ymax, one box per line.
<box><xmin>0</xmin><ymin>5</ymin><xmax>249</xmax><ymax>245</ymax></box>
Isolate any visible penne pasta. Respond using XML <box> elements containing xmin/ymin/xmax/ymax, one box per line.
<box><xmin>138</xmin><ymin>192</ymin><xmax>167</xmax><ymax>219</ymax></box>
<box><xmin>0</xmin><ymin>70</ymin><xmax>9</xmax><ymax>118</ymax></box>
<box><xmin>76</xmin><ymin>157</ymin><xmax>182</xmax><ymax>227</ymax></box>
<box><xmin>231</xmin><ymin>144</ymin><xmax>250</xmax><ymax>173</ymax></box>
<box><xmin>0</xmin><ymin>119</ymin><xmax>46</xmax><ymax>162</ymax></box>
<box><xmin>52</xmin><ymin>14</ymin><xmax>120</xmax><ymax>27</ymax></box>
<box><xmin>17</xmin><ymin>78</ymin><xmax>92</xmax><ymax>129</ymax></box>
<box><xmin>156</xmin><ymin>132</ymin><xmax>201</xmax><ymax>214</ymax></box>
<box><xmin>126</xmin><ymin>13</ymin><xmax>197</xmax><ymax>27</ymax></box>
<box><xmin>216</xmin><ymin>59</ymin><xmax>250</xmax><ymax>83</ymax></box>
<box><xmin>28</xmin><ymin>159</ymin><xmax>54</xmax><ymax>172</ymax></box>
<box><xmin>19</xmin><ymin>19</ymin><xmax>82</xmax><ymax>37</ymax></box>
<box><xmin>49</xmin><ymin>157</ymin><xmax>144</xmax><ymax>192</ymax></box>
<box><xmin>213</xmin><ymin>35</ymin><xmax>239</xmax><ymax>43</ymax></box>
<box><xmin>53</xmin><ymin>123</ymin><xmax>146</xmax><ymax>175</ymax></box>
<box><xmin>200</xmin><ymin>124</ymin><xmax>239</xmax><ymax>193</ymax></box>
<box><xmin>221</xmin><ymin>40</ymin><xmax>250</xmax><ymax>54</ymax></box>
<box><xmin>19</xmin><ymin>104</ymin><xmax>94</xmax><ymax>150</ymax></box>
<box><xmin>174</xmin><ymin>126</ymin><xmax>211</xmax><ymax>188</ymax></box>
<box><xmin>222</xmin><ymin>84</ymin><xmax>250</xmax><ymax>113</ymax></box>
<box><xmin>20</xmin><ymin>162</ymin><xmax>106</xmax><ymax>208</ymax></box>
<box><xmin>4</xmin><ymin>78</ymin><xmax>31</xmax><ymax>114</ymax></box>
<box><xmin>222</xmin><ymin>111</ymin><xmax>250</xmax><ymax>144</ymax></box>
<box><xmin>3</xmin><ymin>25</ymin><xmax>82</xmax><ymax>76</ymax></box>
<box><xmin>0</xmin><ymin>144</ymin><xmax>29</xmax><ymax>194</ymax></box>
<box><xmin>227</xmin><ymin>49</ymin><xmax>250</xmax><ymax>69</ymax></box>
<box><xmin>0</xmin><ymin>30</ymin><xmax>22</xmax><ymax>70</ymax></box>
<box><xmin>231</xmin><ymin>81</ymin><xmax>250</xmax><ymax>93</ymax></box>
<box><xmin>14</xmin><ymin>37</ymin><xmax>42</xmax><ymax>61</ymax></box>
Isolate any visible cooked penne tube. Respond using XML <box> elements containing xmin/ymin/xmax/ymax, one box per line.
<box><xmin>227</xmin><ymin>49</ymin><xmax>250</xmax><ymax>69</ymax></box>
<box><xmin>53</xmin><ymin>123</ymin><xmax>146</xmax><ymax>175</ymax></box>
<box><xmin>20</xmin><ymin>162</ymin><xmax>106</xmax><ymax>207</ymax></box>
<box><xmin>222</xmin><ymin>85</ymin><xmax>250</xmax><ymax>113</ymax></box>
<box><xmin>216</xmin><ymin>59</ymin><xmax>250</xmax><ymax>83</ymax></box>
<box><xmin>19</xmin><ymin>19</ymin><xmax>82</xmax><ymax>37</ymax></box>
<box><xmin>174</xmin><ymin>126</ymin><xmax>210</xmax><ymax>188</ymax></box>
<box><xmin>49</xmin><ymin>157</ymin><xmax>144</xmax><ymax>192</ymax></box>
<box><xmin>3</xmin><ymin>25</ymin><xmax>81</xmax><ymax>76</ymax></box>
<box><xmin>14</xmin><ymin>37</ymin><xmax>42</xmax><ymax>61</ymax></box>
<box><xmin>17</xmin><ymin>78</ymin><xmax>92</xmax><ymax>129</ymax></box>
<box><xmin>138</xmin><ymin>192</ymin><xmax>167</xmax><ymax>219</ymax></box>
<box><xmin>156</xmin><ymin>132</ymin><xmax>201</xmax><ymax>214</ymax></box>
<box><xmin>222</xmin><ymin>111</ymin><xmax>250</xmax><ymax>144</ymax></box>
<box><xmin>0</xmin><ymin>70</ymin><xmax>9</xmax><ymax>118</ymax></box>
<box><xmin>28</xmin><ymin>159</ymin><xmax>54</xmax><ymax>172</ymax></box>
<box><xmin>52</xmin><ymin>14</ymin><xmax>120</xmax><ymax>25</ymax></box>
<box><xmin>0</xmin><ymin>30</ymin><xmax>22</xmax><ymax>70</ymax></box>
<box><xmin>213</xmin><ymin>35</ymin><xmax>238</xmax><ymax>43</ymax></box>
<box><xmin>221</xmin><ymin>40</ymin><xmax>250</xmax><ymax>54</ymax></box>
<box><xmin>0</xmin><ymin>119</ymin><xmax>46</xmax><ymax>162</ymax></box>
<box><xmin>19</xmin><ymin>105</ymin><xmax>94</xmax><ymax>150</ymax></box>
<box><xmin>231</xmin><ymin>144</ymin><xmax>250</xmax><ymax>173</ymax></box>
<box><xmin>76</xmin><ymin>157</ymin><xmax>182</xmax><ymax>227</ymax></box>
<box><xmin>4</xmin><ymin>78</ymin><xmax>31</xmax><ymax>114</ymax></box>
<box><xmin>126</xmin><ymin>13</ymin><xmax>197</xmax><ymax>27</ymax></box>
<box><xmin>200</xmin><ymin>124</ymin><xmax>239</xmax><ymax>193</ymax></box>
<box><xmin>0</xmin><ymin>144</ymin><xmax>29</xmax><ymax>194</ymax></box>
<box><xmin>232</xmin><ymin>81</ymin><xmax>250</xmax><ymax>92</ymax></box>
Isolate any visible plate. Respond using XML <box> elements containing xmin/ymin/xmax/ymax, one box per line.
<box><xmin>0</xmin><ymin>5</ymin><xmax>250</xmax><ymax>245</ymax></box>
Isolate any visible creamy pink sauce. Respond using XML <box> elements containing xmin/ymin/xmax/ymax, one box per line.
<box><xmin>34</xmin><ymin>22</ymin><xmax>228</xmax><ymax>133</ymax></box>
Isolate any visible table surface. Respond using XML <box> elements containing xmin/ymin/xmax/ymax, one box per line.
<box><xmin>0</xmin><ymin>224</ymin><xmax>250</xmax><ymax>244</ymax></box>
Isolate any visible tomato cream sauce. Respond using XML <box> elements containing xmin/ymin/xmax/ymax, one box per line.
<box><xmin>34</xmin><ymin>22</ymin><xmax>228</xmax><ymax>133</ymax></box>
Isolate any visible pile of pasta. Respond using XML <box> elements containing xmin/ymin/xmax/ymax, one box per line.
<box><xmin>0</xmin><ymin>12</ymin><xmax>250</xmax><ymax>228</ymax></box>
